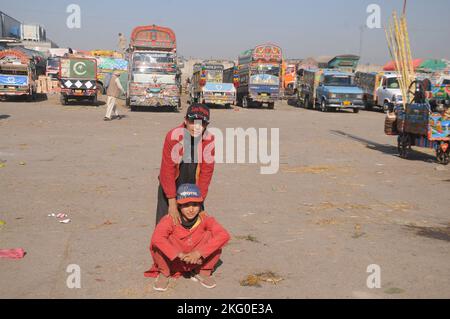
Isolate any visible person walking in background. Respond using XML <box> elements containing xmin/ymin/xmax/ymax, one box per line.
<box><xmin>118</xmin><ymin>33</ymin><xmax>127</xmax><ymax>54</ymax></box>
<box><xmin>104</xmin><ymin>71</ymin><xmax>125</xmax><ymax>121</ymax></box>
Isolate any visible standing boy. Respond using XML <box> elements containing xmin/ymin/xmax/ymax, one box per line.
<box><xmin>156</xmin><ymin>104</ymin><xmax>215</xmax><ymax>225</ymax></box>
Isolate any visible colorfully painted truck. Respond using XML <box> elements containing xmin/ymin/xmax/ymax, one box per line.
<box><xmin>296</xmin><ymin>68</ymin><xmax>364</xmax><ymax>113</ymax></box>
<box><xmin>282</xmin><ymin>62</ymin><xmax>297</xmax><ymax>97</ymax></box>
<box><xmin>355</xmin><ymin>71</ymin><xmax>404</xmax><ymax>112</ymax></box>
<box><xmin>127</xmin><ymin>25</ymin><xmax>181</xmax><ymax>111</ymax></box>
<box><xmin>95</xmin><ymin>56</ymin><xmax>128</xmax><ymax>95</ymax></box>
<box><xmin>191</xmin><ymin>63</ymin><xmax>236</xmax><ymax>107</ymax></box>
<box><xmin>236</xmin><ymin>44</ymin><xmax>283</xmax><ymax>109</ymax></box>
<box><xmin>0</xmin><ymin>49</ymin><xmax>39</xmax><ymax>100</ymax></box>
<box><xmin>59</xmin><ymin>56</ymin><xmax>98</xmax><ymax>105</ymax></box>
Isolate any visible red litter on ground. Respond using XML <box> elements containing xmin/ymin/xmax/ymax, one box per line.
<box><xmin>0</xmin><ymin>248</ymin><xmax>26</xmax><ymax>259</ymax></box>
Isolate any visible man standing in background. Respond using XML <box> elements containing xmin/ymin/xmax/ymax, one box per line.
<box><xmin>118</xmin><ymin>33</ymin><xmax>127</xmax><ymax>54</ymax></box>
<box><xmin>104</xmin><ymin>71</ymin><xmax>125</xmax><ymax>121</ymax></box>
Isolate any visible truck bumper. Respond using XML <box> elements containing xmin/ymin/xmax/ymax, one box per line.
<box><xmin>204</xmin><ymin>96</ymin><xmax>235</xmax><ymax>105</ymax></box>
<box><xmin>250</xmin><ymin>95</ymin><xmax>278</xmax><ymax>103</ymax></box>
<box><xmin>327</xmin><ymin>99</ymin><xmax>364</xmax><ymax>108</ymax></box>
<box><xmin>61</xmin><ymin>89</ymin><xmax>97</xmax><ymax>97</ymax></box>
<box><xmin>0</xmin><ymin>91</ymin><xmax>29</xmax><ymax>96</ymax></box>
<box><xmin>130</xmin><ymin>95</ymin><xmax>180</xmax><ymax>107</ymax></box>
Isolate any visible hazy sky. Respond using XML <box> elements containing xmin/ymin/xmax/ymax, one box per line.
<box><xmin>2</xmin><ymin>0</ymin><xmax>449</xmax><ymax>64</ymax></box>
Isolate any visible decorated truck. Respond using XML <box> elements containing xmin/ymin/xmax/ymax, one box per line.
<box><xmin>59</xmin><ymin>56</ymin><xmax>98</xmax><ymax>105</ymax></box>
<box><xmin>282</xmin><ymin>62</ymin><xmax>297</xmax><ymax>97</ymax></box>
<box><xmin>95</xmin><ymin>56</ymin><xmax>128</xmax><ymax>95</ymax></box>
<box><xmin>296</xmin><ymin>68</ymin><xmax>364</xmax><ymax>113</ymax></box>
<box><xmin>0</xmin><ymin>49</ymin><xmax>41</xmax><ymax>100</ymax></box>
<box><xmin>355</xmin><ymin>71</ymin><xmax>404</xmax><ymax>112</ymax></box>
<box><xmin>236</xmin><ymin>44</ymin><xmax>283</xmax><ymax>109</ymax></box>
<box><xmin>191</xmin><ymin>63</ymin><xmax>236</xmax><ymax>107</ymax></box>
<box><xmin>127</xmin><ymin>25</ymin><xmax>181</xmax><ymax>111</ymax></box>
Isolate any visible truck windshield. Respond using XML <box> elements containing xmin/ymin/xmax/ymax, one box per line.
<box><xmin>442</xmin><ymin>79</ymin><xmax>450</xmax><ymax>85</ymax></box>
<box><xmin>387</xmin><ymin>77</ymin><xmax>400</xmax><ymax>89</ymax></box>
<box><xmin>132</xmin><ymin>52</ymin><xmax>175</xmax><ymax>74</ymax></box>
<box><xmin>47</xmin><ymin>58</ymin><xmax>59</xmax><ymax>68</ymax></box>
<box><xmin>324</xmin><ymin>75</ymin><xmax>354</xmax><ymax>86</ymax></box>
<box><xmin>251</xmin><ymin>64</ymin><xmax>280</xmax><ymax>77</ymax></box>
<box><xmin>206</xmin><ymin>70</ymin><xmax>223</xmax><ymax>83</ymax></box>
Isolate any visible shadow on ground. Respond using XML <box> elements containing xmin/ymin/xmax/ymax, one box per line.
<box><xmin>330</xmin><ymin>130</ymin><xmax>436</xmax><ymax>163</ymax></box>
<box><xmin>405</xmin><ymin>224</ymin><xmax>450</xmax><ymax>242</ymax></box>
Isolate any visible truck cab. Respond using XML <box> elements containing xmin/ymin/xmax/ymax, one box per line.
<box><xmin>375</xmin><ymin>73</ymin><xmax>403</xmax><ymax>112</ymax></box>
<box><xmin>316</xmin><ymin>70</ymin><xmax>364</xmax><ymax>113</ymax></box>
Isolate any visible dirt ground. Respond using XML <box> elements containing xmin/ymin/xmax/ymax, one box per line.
<box><xmin>0</xmin><ymin>94</ymin><xmax>449</xmax><ymax>299</ymax></box>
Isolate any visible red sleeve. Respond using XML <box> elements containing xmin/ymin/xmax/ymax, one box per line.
<box><xmin>198</xmin><ymin>137</ymin><xmax>215</xmax><ymax>199</ymax></box>
<box><xmin>196</xmin><ymin>217</ymin><xmax>230</xmax><ymax>258</ymax></box>
<box><xmin>150</xmin><ymin>216</ymin><xmax>180</xmax><ymax>261</ymax></box>
<box><xmin>159</xmin><ymin>130</ymin><xmax>179</xmax><ymax>199</ymax></box>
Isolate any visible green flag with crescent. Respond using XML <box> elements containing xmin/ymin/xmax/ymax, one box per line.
<box><xmin>61</xmin><ymin>58</ymin><xmax>96</xmax><ymax>79</ymax></box>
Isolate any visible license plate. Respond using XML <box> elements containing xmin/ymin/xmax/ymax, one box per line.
<box><xmin>343</xmin><ymin>101</ymin><xmax>351</xmax><ymax>106</ymax></box>
<box><xmin>261</xmin><ymin>93</ymin><xmax>268</xmax><ymax>97</ymax></box>
<box><xmin>214</xmin><ymin>93</ymin><xmax>222</xmax><ymax>96</ymax></box>
<box><xmin>7</xmin><ymin>86</ymin><xmax>16</xmax><ymax>89</ymax></box>
<box><xmin>74</xmin><ymin>90</ymin><xmax>83</xmax><ymax>94</ymax></box>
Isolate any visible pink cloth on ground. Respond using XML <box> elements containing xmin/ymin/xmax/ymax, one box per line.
<box><xmin>0</xmin><ymin>248</ymin><xmax>25</xmax><ymax>259</ymax></box>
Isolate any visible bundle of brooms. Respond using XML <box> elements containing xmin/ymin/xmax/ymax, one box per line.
<box><xmin>385</xmin><ymin>5</ymin><xmax>415</xmax><ymax>109</ymax></box>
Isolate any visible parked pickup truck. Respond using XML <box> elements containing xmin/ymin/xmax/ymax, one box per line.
<box><xmin>355</xmin><ymin>71</ymin><xmax>403</xmax><ymax>112</ymax></box>
<box><xmin>297</xmin><ymin>68</ymin><xmax>364</xmax><ymax>113</ymax></box>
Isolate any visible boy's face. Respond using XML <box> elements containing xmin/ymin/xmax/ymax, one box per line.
<box><xmin>185</xmin><ymin>119</ymin><xmax>207</xmax><ymax>137</ymax></box>
<box><xmin>179</xmin><ymin>202</ymin><xmax>201</xmax><ymax>221</ymax></box>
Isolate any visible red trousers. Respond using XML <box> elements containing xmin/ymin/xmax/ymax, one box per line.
<box><xmin>150</xmin><ymin>248</ymin><xmax>222</xmax><ymax>278</ymax></box>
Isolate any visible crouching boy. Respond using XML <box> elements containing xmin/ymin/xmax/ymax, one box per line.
<box><xmin>145</xmin><ymin>183</ymin><xmax>230</xmax><ymax>292</ymax></box>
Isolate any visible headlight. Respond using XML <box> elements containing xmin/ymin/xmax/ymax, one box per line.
<box><xmin>329</xmin><ymin>93</ymin><xmax>337</xmax><ymax>98</ymax></box>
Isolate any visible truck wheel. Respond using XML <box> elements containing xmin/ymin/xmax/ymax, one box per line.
<box><xmin>268</xmin><ymin>102</ymin><xmax>275</xmax><ymax>109</ymax></box>
<box><xmin>320</xmin><ymin>100</ymin><xmax>328</xmax><ymax>112</ymax></box>
<box><xmin>178</xmin><ymin>100</ymin><xmax>183</xmax><ymax>111</ymax></box>
<box><xmin>242</xmin><ymin>96</ymin><xmax>248</xmax><ymax>108</ymax></box>
<box><xmin>97</xmin><ymin>83</ymin><xmax>104</xmax><ymax>95</ymax></box>
<box><xmin>437</xmin><ymin>145</ymin><xmax>449</xmax><ymax>165</ymax></box>
<box><xmin>92</xmin><ymin>95</ymin><xmax>98</xmax><ymax>106</ymax></box>
<box><xmin>398</xmin><ymin>134</ymin><xmax>411</xmax><ymax>159</ymax></box>
<box><xmin>383</xmin><ymin>101</ymin><xmax>390</xmax><ymax>113</ymax></box>
<box><xmin>353</xmin><ymin>108</ymin><xmax>360</xmax><ymax>113</ymax></box>
<box><xmin>60</xmin><ymin>96</ymin><xmax>68</xmax><ymax>105</ymax></box>
<box><xmin>126</xmin><ymin>98</ymin><xmax>130</xmax><ymax>107</ymax></box>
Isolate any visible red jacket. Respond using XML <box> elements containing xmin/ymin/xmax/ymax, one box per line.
<box><xmin>159</xmin><ymin>123</ymin><xmax>215</xmax><ymax>199</ymax></box>
<box><xmin>150</xmin><ymin>213</ymin><xmax>230</xmax><ymax>261</ymax></box>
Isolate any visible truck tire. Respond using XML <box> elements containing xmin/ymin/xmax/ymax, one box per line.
<box><xmin>242</xmin><ymin>96</ymin><xmax>249</xmax><ymax>108</ymax></box>
<box><xmin>97</xmin><ymin>83</ymin><xmax>104</xmax><ymax>95</ymax></box>
<box><xmin>268</xmin><ymin>102</ymin><xmax>275</xmax><ymax>109</ymax></box>
<box><xmin>383</xmin><ymin>101</ymin><xmax>390</xmax><ymax>113</ymax></box>
<box><xmin>353</xmin><ymin>108</ymin><xmax>360</xmax><ymax>113</ymax></box>
<box><xmin>320</xmin><ymin>99</ymin><xmax>328</xmax><ymax>112</ymax></box>
<box><xmin>60</xmin><ymin>96</ymin><xmax>68</xmax><ymax>105</ymax></box>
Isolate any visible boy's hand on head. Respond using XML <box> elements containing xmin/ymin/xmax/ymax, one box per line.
<box><xmin>168</xmin><ymin>198</ymin><xmax>180</xmax><ymax>225</ymax></box>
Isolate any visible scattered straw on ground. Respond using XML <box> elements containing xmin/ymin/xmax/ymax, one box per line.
<box><xmin>240</xmin><ymin>271</ymin><xmax>284</xmax><ymax>287</ymax></box>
